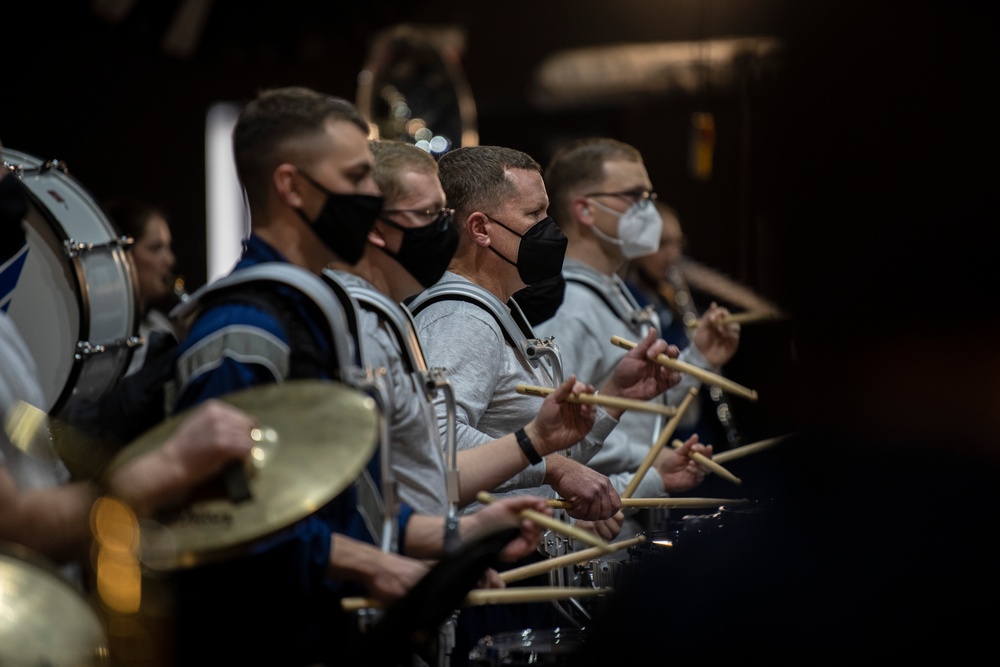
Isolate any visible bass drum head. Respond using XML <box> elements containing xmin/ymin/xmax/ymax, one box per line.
<box><xmin>1</xmin><ymin>148</ymin><xmax>139</xmax><ymax>417</ymax></box>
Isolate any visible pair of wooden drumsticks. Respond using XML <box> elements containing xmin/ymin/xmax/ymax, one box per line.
<box><xmin>342</xmin><ymin>335</ymin><xmax>787</xmax><ymax>611</ymax></box>
<box><xmin>519</xmin><ymin>334</ymin><xmax>758</xmax><ymax>489</ymax></box>
<box><xmin>341</xmin><ymin>433</ymin><xmax>788</xmax><ymax>611</ymax></box>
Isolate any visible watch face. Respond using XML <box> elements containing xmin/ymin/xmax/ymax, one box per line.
<box><xmin>356</xmin><ymin>25</ymin><xmax>478</xmax><ymax>155</ymax></box>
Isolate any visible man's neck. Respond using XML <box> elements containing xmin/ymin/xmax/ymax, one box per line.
<box><xmin>566</xmin><ymin>232</ymin><xmax>624</xmax><ymax>277</ymax></box>
<box><xmin>338</xmin><ymin>249</ymin><xmax>420</xmax><ymax>303</ymax></box>
<box><xmin>331</xmin><ymin>251</ymin><xmax>378</xmax><ymax>288</ymax></box>
<box><xmin>255</xmin><ymin>217</ymin><xmax>335</xmax><ymax>276</ymax></box>
<box><xmin>449</xmin><ymin>252</ymin><xmax>516</xmax><ymax>303</ymax></box>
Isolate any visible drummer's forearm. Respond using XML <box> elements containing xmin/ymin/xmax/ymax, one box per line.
<box><xmin>456</xmin><ymin>435</ymin><xmax>544</xmax><ymax>506</ymax></box>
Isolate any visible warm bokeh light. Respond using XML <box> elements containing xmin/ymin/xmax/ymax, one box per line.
<box><xmin>91</xmin><ymin>497</ymin><xmax>142</xmax><ymax>614</ymax></box>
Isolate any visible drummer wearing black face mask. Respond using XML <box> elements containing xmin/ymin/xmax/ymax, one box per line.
<box><xmin>165</xmin><ymin>88</ymin><xmax>440</xmax><ymax>666</ymax></box>
<box><xmin>407</xmin><ymin>144</ymin><xmax>685</xmax><ymax>665</ymax></box>
<box><xmin>168</xmin><ymin>92</ymin><xmax>559</xmax><ymax>667</ymax></box>
<box><xmin>329</xmin><ymin>140</ymin><xmax>458</xmax><ymax>302</ymax></box>
<box><xmin>329</xmin><ymin>138</ymin><xmax>598</xmax><ymax>518</ymax></box>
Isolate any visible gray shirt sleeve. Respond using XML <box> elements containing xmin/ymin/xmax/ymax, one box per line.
<box><xmin>415</xmin><ymin>301</ymin><xmax>548</xmax><ymax>494</ymax></box>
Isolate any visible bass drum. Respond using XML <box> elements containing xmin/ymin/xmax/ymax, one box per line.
<box><xmin>1</xmin><ymin>148</ymin><xmax>139</xmax><ymax>417</ymax></box>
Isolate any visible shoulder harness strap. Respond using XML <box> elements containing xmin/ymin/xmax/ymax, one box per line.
<box><xmin>563</xmin><ymin>264</ymin><xmax>659</xmax><ymax>334</ymax></box>
<box><xmin>407</xmin><ymin>281</ymin><xmax>563</xmax><ymax>383</ymax></box>
<box><xmin>170</xmin><ymin>263</ymin><xmax>360</xmax><ymax>380</ymax></box>
<box><xmin>332</xmin><ymin>273</ymin><xmax>429</xmax><ymax>377</ymax></box>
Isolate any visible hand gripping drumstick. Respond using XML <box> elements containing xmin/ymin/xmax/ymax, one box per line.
<box><xmin>671</xmin><ymin>439</ymin><xmax>742</xmax><ymax>486</ymax></box>
<box><xmin>610</xmin><ymin>335</ymin><xmax>759</xmax><ymax>402</ymax></box>
<box><xmin>476</xmin><ymin>491</ymin><xmax>610</xmax><ymax>550</ymax></box>
<box><xmin>499</xmin><ymin>534</ymin><xmax>647</xmax><ymax>584</ymax></box>
<box><xmin>622</xmin><ymin>387</ymin><xmax>699</xmax><ymax>499</ymax></box>
<box><xmin>516</xmin><ymin>384</ymin><xmax>678</xmax><ymax>417</ymax></box>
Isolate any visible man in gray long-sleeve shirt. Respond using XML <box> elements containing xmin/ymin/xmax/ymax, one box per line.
<box><xmin>537</xmin><ymin>137</ymin><xmax>738</xmax><ymax>537</ymax></box>
<box><xmin>409</xmin><ymin>145</ymin><xmax>702</xmax><ymax>530</ymax></box>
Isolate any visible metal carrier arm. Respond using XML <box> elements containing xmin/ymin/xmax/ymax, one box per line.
<box><xmin>338</xmin><ymin>275</ymin><xmax>464</xmax><ymax>554</ymax></box>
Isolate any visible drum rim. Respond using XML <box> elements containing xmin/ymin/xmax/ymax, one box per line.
<box><xmin>3</xmin><ymin>147</ymin><xmax>141</xmax><ymax>416</ymax></box>
<box><xmin>20</xmin><ymin>185</ymin><xmax>93</xmax><ymax>414</ymax></box>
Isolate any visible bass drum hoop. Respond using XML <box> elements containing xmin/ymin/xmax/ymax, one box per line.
<box><xmin>2</xmin><ymin>148</ymin><xmax>139</xmax><ymax>416</ymax></box>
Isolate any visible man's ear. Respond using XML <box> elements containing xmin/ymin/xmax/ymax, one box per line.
<box><xmin>368</xmin><ymin>222</ymin><xmax>388</xmax><ymax>248</ymax></box>
<box><xmin>273</xmin><ymin>164</ymin><xmax>304</xmax><ymax>208</ymax></box>
<box><xmin>574</xmin><ymin>196</ymin><xmax>593</xmax><ymax>227</ymax></box>
<box><xmin>466</xmin><ymin>211</ymin><xmax>491</xmax><ymax>248</ymax></box>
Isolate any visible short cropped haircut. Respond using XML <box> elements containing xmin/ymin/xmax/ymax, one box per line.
<box><xmin>436</xmin><ymin>146</ymin><xmax>540</xmax><ymax>224</ymax></box>
<box><xmin>370</xmin><ymin>140</ymin><xmax>439</xmax><ymax>205</ymax></box>
<box><xmin>544</xmin><ymin>138</ymin><xmax>642</xmax><ymax>231</ymax></box>
<box><xmin>233</xmin><ymin>86</ymin><xmax>369</xmax><ymax>212</ymax></box>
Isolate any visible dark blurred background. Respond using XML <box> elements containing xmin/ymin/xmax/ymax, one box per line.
<box><xmin>4</xmin><ymin>0</ymin><xmax>782</xmax><ymax>296</ymax></box>
<box><xmin>5</xmin><ymin>0</ymin><xmax>998</xmax><ymax>448</ymax></box>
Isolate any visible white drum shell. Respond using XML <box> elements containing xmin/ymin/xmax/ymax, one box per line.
<box><xmin>1</xmin><ymin>148</ymin><xmax>138</xmax><ymax>416</ymax></box>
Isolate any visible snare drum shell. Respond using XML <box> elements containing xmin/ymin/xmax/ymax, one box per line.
<box><xmin>1</xmin><ymin>148</ymin><xmax>139</xmax><ymax>416</ymax></box>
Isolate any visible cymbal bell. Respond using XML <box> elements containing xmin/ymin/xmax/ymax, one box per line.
<box><xmin>108</xmin><ymin>380</ymin><xmax>379</xmax><ymax>570</ymax></box>
<box><xmin>0</xmin><ymin>542</ymin><xmax>109</xmax><ymax>666</ymax></box>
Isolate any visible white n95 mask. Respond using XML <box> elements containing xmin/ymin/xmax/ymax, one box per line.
<box><xmin>588</xmin><ymin>198</ymin><xmax>664</xmax><ymax>259</ymax></box>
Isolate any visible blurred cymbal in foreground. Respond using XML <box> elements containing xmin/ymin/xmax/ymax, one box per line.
<box><xmin>0</xmin><ymin>542</ymin><xmax>109</xmax><ymax>666</ymax></box>
<box><xmin>107</xmin><ymin>380</ymin><xmax>379</xmax><ymax>570</ymax></box>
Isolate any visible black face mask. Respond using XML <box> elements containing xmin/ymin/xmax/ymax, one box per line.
<box><xmin>376</xmin><ymin>209</ymin><xmax>459</xmax><ymax>288</ymax></box>
<box><xmin>0</xmin><ymin>175</ymin><xmax>29</xmax><ymax>264</ymax></box>
<box><xmin>485</xmin><ymin>214</ymin><xmax>567</xmax><ymax>286</ymax></box>
<box><xmin>511</xmin><ymin>273</ymin><xmax>566</xmax><ymax>326</ymax></box>
<box><xmin>294</xmin><ymin>169</ymin><xmax>384</xmax><ymax>265</ymax></box>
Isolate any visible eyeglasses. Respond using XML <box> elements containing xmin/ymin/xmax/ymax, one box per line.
<box><xmin>584</xmin><ymin>189</ymin><xmax>657</xmax><ymax>206</ymax></box>
<box><xmin>379</xmin><ymin>207</ymin><xmax>455</xmax><ymax>231</ymax></box>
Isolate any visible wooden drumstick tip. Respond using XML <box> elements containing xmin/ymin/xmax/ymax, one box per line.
<box><xmin>477</xmin><ymin>491</ymin><xmax>609</xmax><ymax>549</ymax></box>
<box><xmin>610</xmin><ymin>335</ymin><xmax>759</xmax><ymax>403</ymax></box>
<box><xmin>671</xmin><ymin>439</ymin><xmax>742</xmax><ymax>486</ymax></box>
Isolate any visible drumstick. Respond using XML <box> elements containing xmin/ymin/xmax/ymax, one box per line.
<box><xmin>516</xmin><ymin>384</ymin><xmax>677</xmax><ymax>417</ymax></box>
<box><xmin>463</xmin><ymin>586</ymin><xmax>611</xmax><ymax>606</ymax></box>
<box><xmin>693</xmin><ymin>311</ymin><xmax>783</xmax><ymax>327</ymax></box>
<box><xmin>622</xmin><ymin>387</ymin><xmax>698</xmax><ymax>499</ymax></box>
<box><xmin>546</xmin><ymin>497</ymin><xmax>749</xmax><ymax>510</ymax></box>
<box><xmin>500</xmin><ymin>535</ymin><xmax>647</xmax><ymax>584</ymax></box>
<box><xmin>341</xmin><ymin>587</ymin><xmax>612</xmax><ymax>611</ymax></box>
<box><xmin>671</xmin><ymin>439</ymin><xmax>742</xmax><ymax>486</ymax></box>
<box><xmin>610</xmin><ymin>335</ymin><xmax>759</xmax><ymax>402</ymax></box>
<box><xmin>712</xmin><ymin>434</ymin><xmax>793</xmax><ymax>464</ymax></box>
<box><xmin>476</xmin><ymin>491</ymin><xmax>610</xmax><ymax>549</ymax></box>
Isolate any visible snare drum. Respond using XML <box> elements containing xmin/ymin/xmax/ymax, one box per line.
<box><xmin>469</xmin><ymin>627</ymin><xmax>584</xmax><ymax>666</ymax></box>
<box><xmin>1</xmin><ymin>149</ymin><xmax>140</xmax><ymax>416</ymax></box>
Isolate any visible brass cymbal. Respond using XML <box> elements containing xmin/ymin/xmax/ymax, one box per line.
<box><xmin>108</xmin><ymin>380</ymin><xmax>379</xmax><ymax>570</ymax></box>
<box><xmin>0</xmin><ymin>542</ymin><xmax>109</xmax><ymax>666</ymax></box>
